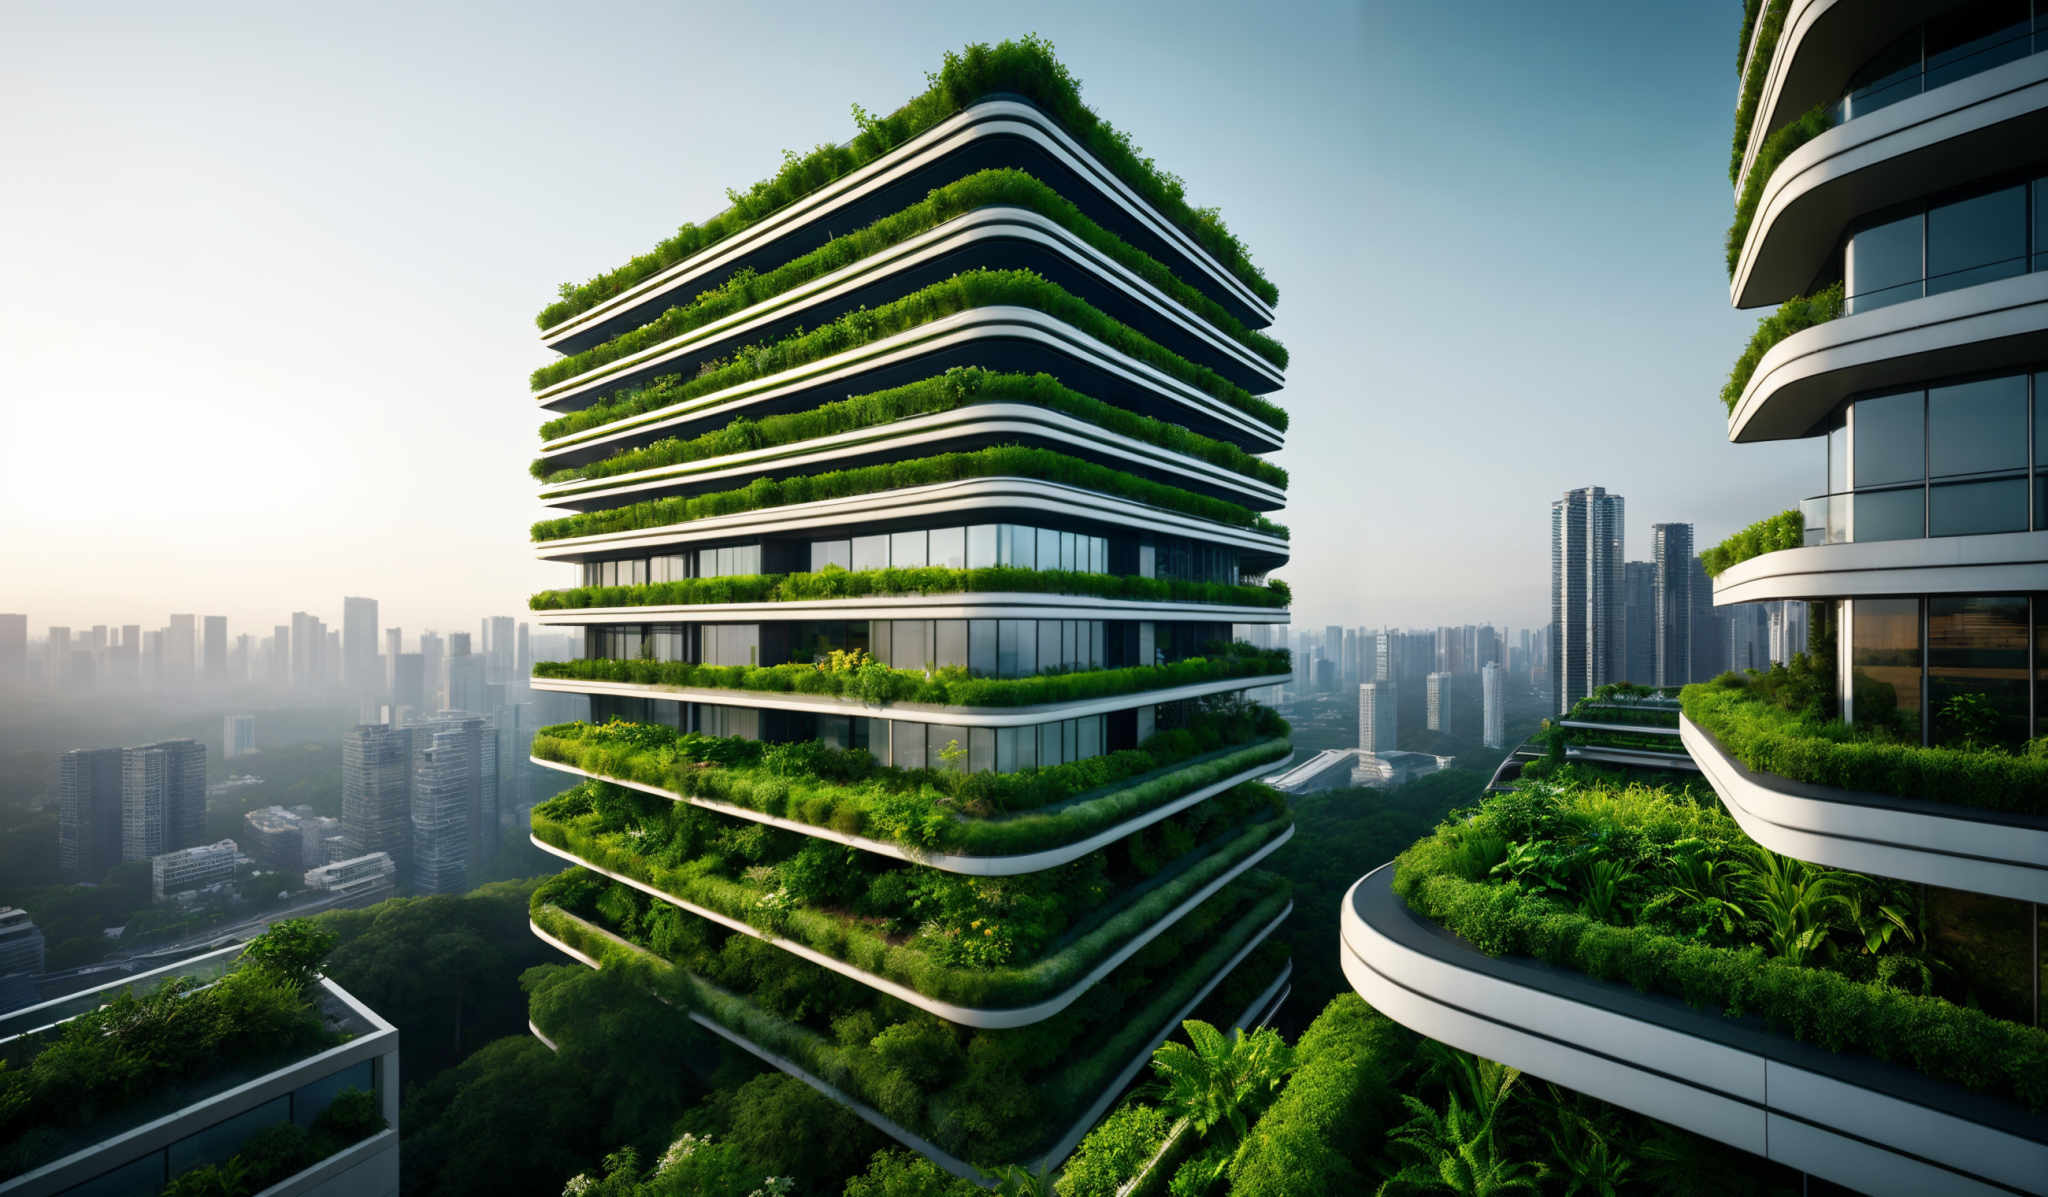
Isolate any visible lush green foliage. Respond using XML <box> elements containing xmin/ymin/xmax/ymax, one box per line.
<box><xmin>1727</xmin><ymin>103</ymin><xmax>1835</xmax><ymax>276</ymax></box>
<box><xmin>1148</xmin><ymin>1018</ymin><xmax>1294</xmax><ymax>1173</ymax></box>
<box><xmin>537</xmin><ymin>368</ymin><xmax>1286</xmax><ymax>490</ymax></box>
<box><xmin>530</xmin><ymin>779</ymin><xmax>1288</xmax><ymax>1007</ymax></box>
<box><xmin>531</xmin><ymin>642</ymin><xmax>1291</xmax><ymax>708</ymax></box>
<box><xmin>534</xmin><ymin>268</ymin><xmax>1285</xmax><ymax>433</ymax></box>
<box><xmin>0</xmin><ymin>922</ymin><xmax>340</xmax><ymax>1179</ymax></box>
<box><xmin>1719</xmin><ymin>282</ymin><xmax>1843</xmax><ymax>412</ymax></box>
<box><xmin>158</xmin><ymin>1089</ymin><xmax>384</xmax><ymax>1197</ymax></box>
<box><xmin>1225</xmin><ymin>995</ymin><xmax>1411</xmax><ymax>1197</ymax></box>
<box><xmin>1683</xmin><ymin>675</ymin><xmax>2048</xmax><ymax>812</ymax></box>
<box><xmin>532</xmin><ymin>562</ymin><xmax>1291</xmax><ymax>612</ymax></box>
<box><xmin>537</xmin><ymin>36</ymin><xmax>1276</xmax><ymax>330</ymax></box>
<box><xmin>1699</xmin><ymin>508</ymin><xmax>1803</xmax><ymax>577</ymax></box>
<box><xmin>1730</xmin><ymin>0</ymin><xmax>1792</xmax><ymax>184</ymax></box>
<box><xmin>1056</xmin><ymin>1103</ymin><xmax>1176</xmax><ymax>1197</ymax></box>
<box><xmin>529</xmin><ymin>445</ymin><xmax>1288</xmax><ymax>542</ymax></box>
<box><xmin>1393</xmin><ymin>776</ymin><xmax>2048</xmax><ymax>1111</ymax></box>
<box><xmin>1736</xmin><ymin>0</ymin><xmax>1767</xmax><ymax>72</ymax></box>
<box><xmin>536</xmin><ymin>170</ymin><xmax>1284</xmax><ymax>386</ymax></box>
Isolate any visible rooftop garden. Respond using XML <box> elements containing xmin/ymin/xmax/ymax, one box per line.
<box><xmin>537</xmin><ymin>36</ymin><xmax>1276</xmax><ymax>332</ymax></box>
<box><xmin>160</xmin><ymin>1087</ymin><xmax>384</xmax><ymax>1197</ymax></box>
<box><xmin>0</xmin><ymin>920</ymin><xmax>352</xmax><ymax>1181</ymax></box>
<box><xmin>531</xmin><ymin>641</ymin><xmax>1292</xmax><ymax>709</ymax></box>
<box><xmin>535</xmin><ymin>269</ymin><xmax>1286</xmax><ymax>439</ymax></box>
<box><xmin>1700</xmin><ymin>508</ymin><xmax>1803</xmax><ymax>575</ymax></box>
<box><xmin>528</xmin><ymin>701</ymin><xmax>1290</xmax><ymax>857</ymax></box>
<box><xmin>1682</xmin><ymin>668</ymin><xmax>2048</xmax><ymax>814</ymax></box>
<box><xmin>536</xmin><ymin>169</ymin><xmax>1285</xmax><ymax>386</ymax></box>
<box><xmin>1392</xmin><ymin>773</ymin><xmax>2048</xmax><ymax>1112</ymax></box>
<box><xmin>530</xmin><ymin>777</ymin><xmax>1287</xmax><ymax>1009</ymax></box>
<box><xmin>527</xmin><ymin>445</ymin><xmax>1290</xmax><ymax>543</ymax></box>
<box><xmin>528</xmin><ymin>864</ymin><xmax>1291</xmax><ymax>1168</ymax></box>
<box><xmin>1719</xmin><ymin>282</ymin><xmax>1842</xmax><ymax>413</ymax></box>
<box><xmin>530</xmin><ymin>563</ymin><xmax>1291</xmax><ymax>613</ymax></box>
<box><xmin>534</xmin><ymin>368</ymin><xmax>1287</xmax><ymax>491</ymax></box>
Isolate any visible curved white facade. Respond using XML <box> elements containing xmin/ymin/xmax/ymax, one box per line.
<box><xmin>1710</xmin><ymin>529</ymin><xmax>2048</xmax><ymax>602</ymax></box>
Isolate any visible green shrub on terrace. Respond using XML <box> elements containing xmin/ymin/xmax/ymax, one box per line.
<box><xmin>1727</xmin><ymin>103</ymin><xmax>1835</xmax><ymax>277</ymax></box>
<box><xmin>1699</xmin><ymin>509</ymin><xmax>1803</xmax><ymax>576</ymax></box>
<box><xmin>1736</xmin><ymin>0</ymin><xmax>1767</xmax><ymax>72</ymax></box>
<box><xmin>530</xmin><ymin>788</ymin><xmax>1289</xmax><ymax>1007</ymax></box>
<box><xmin>1719</xmin><ymin>282</ymin><xmax>1843</xmax><ymax>413</ymax></box>
<box><xmin>535</xmin><ymin>268</ymin><xmax>1286</xmax><ymax>436</ymax></box>
<box><xmin>158</xmin><ymin>1089</ymin><xmax>384</xmax><ymax>1197</ymax></box>
<box><xmin>538</xmin><ymin>36</ymin><xmax>1276</xmax><ymax>330</ymax></box>
<box><xmin>535</xmin><ymin>368</ymin><xmax>1287</xmax><ymax>490</ymax></box>
<box><xmin>531</xmin><ymin>563</ymin><xmax>1291</xmax><ymax>613</ymax></box>
<box><xmin>1224</xmin><ymin>994</ymin><xmax>1413</xmax><ymax>1197</ymax></box>
<box><xmin>1730</xmin><ymin>0</ymin><xmax>1792</xmax><ymax>185</ymax></box>
<box><xmin>1562</xmin><ymin>696</ymin><xmax>1679</xmax><ymax>729</ymax></box>
<box><xmin>1393</xmin><ymin>778</ymin><xmax>2048</xmax><ymax>1111</ymax></box>
<box><xmin>528</xmin><ymin>713</ymin><xmax>1292</xmax><ymax>855</ymax></box>
<box><xmin>1683</xmin><ymin>677</ymin><xmax>2048</xmax><ymax>813</ymax></box>
<box><xmin>535</xmin><ymin>170</ymin><xmax>1284</xmax><ymax>385</ymax></box>
<box><xmin>531</xmin><ymin>643</ymin><xmax>1291</xmax><ymax>709</ymax></box>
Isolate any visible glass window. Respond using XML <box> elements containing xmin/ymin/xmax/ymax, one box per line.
<box><xmin>1929</xmin><ymin>375</ymin><xmax>2028</xmax><ymax>477</ymax></box>
<box><xmin>1924</xmin><ymin>0</ymin><xmax>2031</xmax><ymax>90</ymax></box>
<box><xmin>891</xmin><ymin>530</ymin><xmax>927</xmax><ymax>569</ymax></box>
<box><xmin>863</xmin><ymin>717</ymin><xmax>890</xmax><ymax>763</ymax></box>
<box><xmin>967</xmin><ymin>524</ymin><xmax>998</xmax><ymax>569</ymax></box>
<box><xmin>1037</xmin><ymin>621</ymin><xmax>1061</xmax><ymax>674</ymax></box>
<box><xmin>1928</xmin><ymin>595</ymin><xmax>2031</xmax><ymax>747</ymax></box>
<box><xmin>1037</xmin><ymin>528</ymin><xmax>1061</xmax><ymax>573</ymax></box>
<box><xmin>1078</xmin><ymin>715</ymin><xmax>1102</xmax><ymax>761</ymax></box>
<box><xmin>1002</xmin><ymin>524</ymin><xmax>1034</xmax><ymax>570</ymax></box>
<box><xmin>293</xmin><ymin>1061</ymin><xmax>374</xmax><ymax>1127</ymax></box>
<box><xmin>968</xmin><ymin>619</ymin><xmax>997</xmax><ymax>677</ymax></box>
<box><xmin>818</xmin><ymin>715</ymin><xmax>851</xmax><ymax>750</ymax></box>
<box><xmin>1827</xmin><ymin>419</ymin><xmax>1849</xmax><ymax>494</ymax></box>
<box><xmin>1923</xmin><ymin>884</ymin><xmax>2037</xmax><ymax>1025</ymax></box>
<box><xmin>733</xmin><ymin>545</ymin><xmax>761</xmax><ymax>576</ymax></box>
<box><xmin>1091</xmin><ymin>536</ymin><xmax>1108</xmax><ymax>574</ymax></box>
<box><xmin>1063</xmin><ymin>719</ymin><xmax>1078</xmax><ymax>762</ymax></box>
<box><xmin>2037</xmin><ymin>599</ymin><xmax>2047</xmax><ymax>740</ymax></box>
<box><xmin>169</xmin><ymin>1096</ymin><xmax>290</xmax><ymax>1175</ymax></box>
<box><xmin>1059</xmin><ymin>531</ymin><xmax>1077</xmax><ymax>572</ymax></box>
<box><xmin>2037</xmin><ymin>373</ymin><xmax>2048</xmax><ymax>530</ymax></box>
<box><xmin>995</xmin><ymin>726</ymin><xmax>1017</xmax><ymax>773</ymax></box>
<box><xmin>811</xmin><ymin>539</ymin><xmax>851</xmax><ymax>572</ymax></box>
<box><xmin>2034</xmin><ymin>178</ymin><xmax>2048</xmax><ymax>274</ymax></box>
<box><xmin>1929</xmin><ymin>478</ymin><xmax>2029</xmax><ymax>535</ymax></box>
<box><xmin>1852</xmin><ymin>486</ymin><xmax>1925</xmax><ymax>541</ymax></box>
<box><xmin>1839</xmin><ymin>25</ymin><xmax>1923</xmax><ymax>119</ymax></box>
<box><xmin>969</xmin><ymin>727</ymin><xmax>995</xmax><ymax>774</ymax></box>
<box><xmin>1016</xmin><ymin>723</ymin><xmax>1038</xmax><ymax>770</ymax></box>
<box><xmin>892</xmin><ymin>620</ymin><xmax>932</xmax><ymax>671</ymax></box>
<box><xmin>927</xmin><ymin>725</ymin><xmax>968</xmax><ymax>771</ymax></box>
<box><xmin>656</xmin><ymin>554</ymin><xmax>687</xmax><ymax>583</ymax></box>
<box><xmin>870</xmin><ymin>620</ymin><xmax>891</xmax><ymax>667</ymax></box>
<box><xmin>852</xmin><ymin>535</ymin><xmax>889</xmax><ymax>572</ymax></box>
<box><xmin>892</xmin><ymin>721</ymin><xmax>926</xmax><ymax>770</ymax></box>
<box><xmin>1927</xmin><ymin>185</ymin><xmax>2027</xmax><ymax>295</ymax></box>
<box><xmin>1847</xmin><ymin>213</ymin><xmax>1921</xmax><ymax>312</ymax></box>
<box><xmin>929</xmin><ymin>527</ymin><xmax>965</xmax><ymax>570</ymax></box>
<box><xmin>1852</xmin><ymin>598</ymin><xmax>1922</xmax><ymax>739</ymax></box>
<box><xmin>1039</xmin><ymin>721</ymin><xmax>1061</xmax><ymax>767</ymax></box>
<box><xmin>934</xmin><ymin>620</ymin><xmax>967</xmax><ymax>670</ymax></box>
<box><xmin>1853</xmin><ymin>390</ymin><xmax>1925</xmax><ymax>487</ymax></box>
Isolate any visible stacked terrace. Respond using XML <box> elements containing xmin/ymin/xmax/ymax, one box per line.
<box><xmin>520</xmin><ymin>38</ymin><xmax>1293</xmax><ymax>1179</ymax></box>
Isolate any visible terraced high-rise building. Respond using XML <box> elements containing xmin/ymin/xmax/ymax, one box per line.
<box><xmin>1345</xmin><ymin>6</ymin><xmax>2048</xmax><ymax>1194</ymax></box>
<box><xmin>518</xmin><ymin>39</ymin><xmax>1295</xmax><ymax>1178</ymax></box>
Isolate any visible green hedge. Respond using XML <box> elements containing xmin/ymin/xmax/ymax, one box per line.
<box><xmin>531</xmin><ymin>564</ymin><xmax>1289</xmax><ymax>612</ymax></box>
<box><xmin>537</xmin><ymin>268</ymin><xmax>1285</xmax><ymax>437</ymax></box>
<box><xmin>1225</xmin><ymin>994</ymin><xmax>1412</xmax><ymax>1197</ymax></box>
<box><xmin>535</xmin><ymin>368</ymin><xmax>1286</xmax><ymax>490</ymax></box>
<box><xmin>531</xmin><ymin>806</ymin><xmax>1289</xmax><ymax>1008</ymax></box>
<box><xmin>1736</xmin><ymin>0</ymin><xmax>1767</xmax><ymax>72</ymax></box>
<box><xmin>1730</xmin><ymin>0</ymin><xmax>1792</xmax><ymax>185</ymax></box>
<box><xmin>1699</xmin><ymin>509</ymin><xmax>1802</xmax><ymax>576</ymax></box>
<box><xmin>1720</xmin><ymin>282</ymin><xmax>1843</xmax><ymax>412</ymax></box>
<box><xmin>1727</xmin><ymin>103</ymin><xmax>1834</xmax><ymax>277</ymax></box>
<box><xmin>537</xmin><ymin>36</ymin><xmax>1276</xmax><ymax>331</ymax></box>
<box><xmin>528</xmin><ymin>445</ymin><xmax>1288</xmax><ymax>542</ymax></box>
<box><xmin>1394</xmin><ymin>816</ymin><xmax>2048</xmax><ymax>1112</ymax></box>
<box><xmin>1682</xmin><ymin>678</ymin><xmax>2048</xmax><ymax>813</ymax></box>
<box><xmin>159</xmin><ymin>1089</ymin><xmax>384</xmax><ymax>1197</ymax></box>
<box><xmin>536</xmin><ymin>169</ymin><xmax>1283</xmax><ymax>384</ymax></box>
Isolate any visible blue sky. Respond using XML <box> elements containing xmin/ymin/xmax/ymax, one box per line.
<box><xmin>0</xmin><ymin>0</ymin><xmax>1803</xmax><ymax>638</ymax></box>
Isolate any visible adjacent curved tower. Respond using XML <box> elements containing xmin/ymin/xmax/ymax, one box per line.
<box><xmin>518</xmin><ymin>40</ymin><xmax>1294</xmax><ymax>1178</ymax></box>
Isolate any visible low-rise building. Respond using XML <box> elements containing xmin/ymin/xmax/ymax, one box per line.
<box><xmin>304</xmin><ymin>852</ymin><xmax>397</xmax><ymax>900</ymax></box>
<box><xmin>0</xmin><ymin>907</ymin><xmax>45</xmax><ymax>977</ymax></box>
<box><xmin>241</xmin><ymin>805</ymin><xmax>305</xmax><ymax>874</ymax></box>
<box><xmin>148</xmin><ymin>839</ymin><xmax>238</xmax><ymax>902</ymax></box>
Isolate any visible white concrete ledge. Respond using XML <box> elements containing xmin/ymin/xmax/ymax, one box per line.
<box><xmin>1340</xmin><ymin>864</ymin><xmax>2047</xmax><ymax>1197</ymax></box>
<box><xmin>530</xmin><ymin>591</ymin><xmax>1288</xmax><ymax>626</ymax></box>
<box><xmin>1682</xmin><ymin>715</ymin><xmax>2048</xmax><ymax>904</ymax></box>
<box><xmin>529</xmin><ymin>749</ymin><xmax>1284</xmax><ymax>875</ymax></box>
<box><xmin>1710</xmin><ymin>530</ymin><xmax>2048</xmax><ymax>602</ymax></box>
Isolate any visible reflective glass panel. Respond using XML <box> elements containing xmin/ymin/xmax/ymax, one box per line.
<box><xmin>1847</xmin><ymin>213</ymin><xmax>1922</xmax><ymax>312</ymax></box>
<box><xmin>1923</xmin><ymin>0</ymin><xmax>2031</xmax><ymax>89</ymax></box>
<box><xmin>927</xmin><ymin>724</ymin><xmax>968</xmax><ymax>771</ymax></box>
<box><xmin>1929</xmin><ymin>374</ymin><xmax>2028</xmax><ymax>477</ymax></box>
<box><xmin>1929</xmin><ymin>478</ymin><xmax>2029</xmax><ymax>535</ymax></box>
<box><xmin>890</xmin><ymin>530</ymin><xmax>927</xmax><ymax>569</ymax></box>
<box><xmin>966</xmin><ymin>525</ymin><xmax>998</xmax><ymax>569</ymax></box>
<box><xmin>1928</xmin><ymin>594</ymin><xmax>2032</xmax><ymax>747</ymax></box>
<box><xmin>1852</xmin><ymin>486</ymin><xmax>1924</xmax><ymax>541</ymax></box>
<box><xmin>995</xmin><ymin>726</ymin><xmax>1017</xmax><ymax>773</ymax></box>
<box><xmin>1037</xmin><ymin>621</ymin><xmax>1060</xmax><ymax>673</ymax></box>
<box><xmin>1926</xmin><ymin>185</ymin><xmax>2027</xmax><ymax>295</ymax></box>
<box><xmin>929</xmin><ymin>526</ymin><xmax>965</xmax><ymax>570</ymax></box>
<box><xmin>2038</xmin><ymin>373</ymin><xmax>2048</xmax><ymax>529</ymax></box>
<box><xmin>1852</xmin><ymin>598</ymin><xmax>1921</xmax><ymax>739</ymax></box>
<box><xmin>852</xmin><ymin>535</ymin><xmax>889</xmax><ymax>572</ymax></box>
<box><xmin>968</xmin><ymin>619</ymin><xmax>996</xmax><ymax>677</ymax></box>
<box><xmin>933</xmin><ymin>620</ymin><xmax>967</xmax><ymax>670</ymax></box>
<box><xmin>892</xmin><ymin>721</ymin><xmax>926</xmax><ymax>770</ymax></box>
<box><xmin>1037</xmin><ymin>528</ymin><xmax>1061</xmax><ymax>573</ymax></box>
<box><xmin>1840</xmin><ymin>25</ymin><xmax>1923</xmax><ymax>119</ymax></box>
<box><xmin>969</xmin><ymin>727</ymin><xmax>995</xmax><ymax>774</ymax></box>
<box><xmin>811</xmin><ymin>540</ymin><xmax>851</xmax><ymax>572</ymax></box>
<box><xmin>2035</xmin><ymin>179</ymin><xmax>2048</xmax><ymax>273</ymax></box>
<box><xmin>1853</xmin><ymin>390</ymin><xmax>1925</xmax><ymax>486</ymax></box>
<box><xmin>1827</xmin><ymin>420</ymin><xmax>1849</xmax><ymax>494</ymax></box>
<box><xmin>892</xmin><ymin>620</ymin><xmax>932</xmax><ymax>671</ymax></box>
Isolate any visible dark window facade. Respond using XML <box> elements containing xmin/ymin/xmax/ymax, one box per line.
<box><xmin>1844</xmin><ymin>171</ymin><xmax>2046</xmax><ymax>314</ymax></box>
<box><xmin>1829</xmin><ymin>0</ymin><xmax>2043</xmax><ymax>126</ymax></box>
<box><xmin>1844</xmin><ymin>593</ymin><xmax>2043</xmax><ymax>746</ymax></box>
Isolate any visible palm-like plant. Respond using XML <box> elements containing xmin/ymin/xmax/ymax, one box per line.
<box><xmin>1376</xmin><ymin>1093</ymin><xmax>1538</xmax><ymax>1196</ymax></box>
<box><xmin>1148</xmin><ymin>1020</ymin><xmax>1295</xmax><ymax>1148</ymax></box>
<box><xmin>1539</xmin><ymin>1107</ymin><xmax>1632</xmax><ymax>1196</ymax></box>
<box><xmin>988</xmin><ymin>1162</ymin><xmax>1054</xmax><ymax>1196</ymax></box>
<box><xmin>1729</xmin><ymin>846</ymin><xmax>1845</xmax><ymax>965</ymax></box>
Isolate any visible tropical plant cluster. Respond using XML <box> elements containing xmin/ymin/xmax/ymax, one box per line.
<box><xmin>1683</xmin><ymin>673</ymin><xmax>2048</xmax><ymax>813</ymax></box>
<box><xmin>535</xmin><ymin>368</ymin><xmax>1286</xmax><ymax>490</ymax></box>
<box><xmin>1729</xmin><ymin>0</ymin><xmax>1793</xmax><ymax>185</ymax></box>
<box><xmin>531</xmin><ymin>777</ymin><xmax>1288</xmax><ymax>1007</ymax></box>
<box><xmin>531</xmin><ymin>563</ymin><xmax>1291</xmax><ymax>613</ymax></box>
<box><xmin>534</xmin><ymin>268</ymin><xmax>1285</xmax><ymax>434</ymax></box>
<box><xmin>1719</xmin><ymin>282</ymin><xmax>1843</xmax><ymax>413</ymax></box>
<box><xmin>159</xmin><ymin>1088</ymin><xmax>384</xmax><ymax>1197</ymax></box>
<box><xmin>537</xmin><ymin>36</ymin><xmax>1276</xmax><ymax>331</ymax></box>
<box><xmin>529</xmin><ymin>707</ymin><xmax>1290</xmax><ymax>855</ymax></box>
<box><xmin>529</xmin><ymin>445</ymin><xmax>1288</xmax><ymax>543</ymax></box>
<box><xmin>1727</xmin><ymin>103</ymin><xmax>1835</xmax><ymax>276</ymax></box>
<box><xmin>529</xmin><ymin>867</ymin><xmax>1292</xmax><ymax>1166</ymax></box>
<box><xmin>1394</xmin><ymin>775</ymin><xmax>2048</xmax><ymax>1110</ymax></box>
<box><xmin>0</xmin><ymin>921</ymin><xmax>342</xmax><ymax>1180</ymax></box>
<box><xmin>1562</xmin><ymin>695</ymin><xmax>1681</xmax><ymax>730</ymax></box>
<box><xmin>1700</xmin><ymin>508</ymin><xmax>1803</xmax><ymax>575</ymax></box>
<box><xmin>530</xmin><ymin>642</ymin><xmax>1292</xmax><ymax>709</ymax></box>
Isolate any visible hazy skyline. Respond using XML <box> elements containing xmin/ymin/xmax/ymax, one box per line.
<box><xmin>1</xmin><ymin>0</ymin><xmax>1802</xmax><ymax>635</ymax></box>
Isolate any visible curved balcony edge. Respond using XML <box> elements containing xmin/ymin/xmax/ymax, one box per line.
<box><xmin>1734</xmin><ymin>49</ymin><xmax>2048</xmax><ymax>309</ymax></box>
<box><xmin>528</xmin><ymin>823</ymin><xmax>1290</xmax><ymax>1027</ymax></box>
<box><xmin>1731</xmin><ymin>269</ymin><xmax>2048</xmax><ymax>442</ymax></box>
<box><xmin>1711</xmin><ymin>529</ymin><xmax>2048</xmax><ymax>602</ymax></box>
<box><xmin>1339</xmin><ymin>864</ymin><xmax>2048</xmax><ymax>1197</ymax></box>
<box><xmin>528</xmin><ymin>750</ymin><xmax>1285</xmax><ymax>876</ymax></box>
<box><xmin>530</xmin><ymin>592</ymin><xmax>1289</xmax><ymax>627</ymax></box>
<box><xmin>1681</xmin><ymin>715</ymin><xmax>2048</xmax><ymax>905</ymax></box>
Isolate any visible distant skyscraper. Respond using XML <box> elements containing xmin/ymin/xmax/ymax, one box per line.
<box><xmin>1550</xmin><ymin>485</ymin><xmax>1625</xmax><ymax>713</ymax></box>
<box><xmin>0</xmin><ymin>906</ymin><xmax>44</xmax><ymax>979</ymax></box>
<box><xmin>0</xmin><ymin>614</ymin><xmax>25</xmax><ymax>685</ymax></box>
<box><xmin>343</xmin><ymin>724</ymin><xmax>413</xmax><ymax>879</ymax></box>
<box><xmin>46</xmin><ymin>626</ymin><xmax>70</xmax><ymax>687</ymax></box>
<box><xmin>271</xmin><ymin>624</ymin><xmax>291</xmax><ymax>686</ymax></box>
<box><xmin>447</xmin><ymin>635</ymin><xmax>487</xmax><ymax>715</ymax></box>
<box><xmin>1651</xmin><ymin>523</ymin><xmax>1695</xmax><ymax>689</ymax></box>
<box><xmin>392</xmin><ymin>653</ymin><xmax>426</xmax><ymax>720</ymax></box>
<box><xmin>419</xmin><ymin>632</ymin><xmax>445</xmax><ymax>710</ymax></box>
<box><xmin>1358</xmin><ymin>682</ymin><xmax>1398</xmax><ymax>754</ymax></box>
<box><xmin>224</xmin><ymin>714</ymin><xmax>256</xmax><ymax>759</ymax></box>
<box><xmin>291</xmin><ymin>612</ymin><xmax>322</xmax><ymax>687</ymax></box>
<box><xmin>202</xmin><ymin>616</ymin><xmax>227</xmax><ymax>681</ymax></box>
<box><xmin>1622</xmin><ymin>561</ymin><xmax>1656</xmax><ymax>685</ymax></box>
<box><xmin>516</xmin><ymin>623</ymin><xmax>531</xmax><ymax>677</ymax></box>
<box><xmin>120</xmin><ymin>747</ymin><xmax>168</xmax><ymax>861</ymax></box>
<box><xmin>1688</xmin><ymin>554</ymin><xmax>1725</xmax><ymax>684</ymax></box>
<box><xmin>1728</xmin><ymin>601</ymin><xmax>1770</xmax><ymax>672</ymax></box>
<box><xmin>166</xmin><ymin>614</ymin><xmax>196</xmax><ymax>682</ymax></box>
<box><xmin>344</xmin><ymin>597</ymin><xmax>380</xmax><ymax>693</ymax></box>
<box><xmin>384</xmin><ymin>628</ymin><xmax>402</xmax><ymax>687</ymax></box>
<box><xmin>1482</xmin><ymin>662</ymin><xmax>1505</xmax><ymax>749</ymax></box>
<box><xmin>1425</xmin><ymin>671</ymin><xmax>1451</xmax><ymax>732</ymax></box>
<box><xmin>59</xmin><ymin>747</ymin><xmax>125</xmax><ymax>877</ymax></box>
<box><xmin>408</xmin><ymin>712</ymin><xmax>498</xmax><ymax>894</ymax></box>
<box><xmin>488</xmin><ymin>616</ymin><xmax>517</xmax><ymax>684</ymax></box>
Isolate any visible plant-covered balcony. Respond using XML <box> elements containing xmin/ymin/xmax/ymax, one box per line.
<box><xmin>527</xmin><ymin>866</ymin><xmax>1291</xmax><ymax>1170</ymax></box>
<box><xmin>531</xmin><ymin>563</ymin><xmax>1290</xmax><ymax>613</ymax></box>
<box><xmin>529</xmin><ymin>776</ymin><xmax>1288</xmax><ymax>1016</ymax></box>
<box><xmin>528</xmin><ymin>705</ymin><xmax>1290</xmax><ymax>859</ymax></box>
<box><xmin>1700</xmin><ymin>509</ymin><xmax>1804</xmax><ymax>575</ymax></box>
